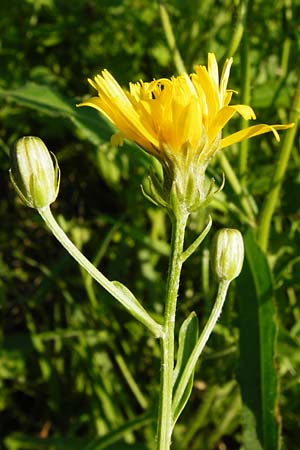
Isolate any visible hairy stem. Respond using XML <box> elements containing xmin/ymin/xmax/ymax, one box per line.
<box><xmin>156</xmin><ymin>210</ymin><xmax>188</xmax><ymax>450</ymax></box>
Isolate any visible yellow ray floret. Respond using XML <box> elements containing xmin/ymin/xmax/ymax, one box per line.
<box><xmin>78</xmin><ymin>53</ymin><xmax>293</xmax><ymax>163</ymax></box>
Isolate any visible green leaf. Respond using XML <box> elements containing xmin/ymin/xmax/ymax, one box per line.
<box><xmin>0</xmin><ymin>82</ymin><xmax>113</xmax><ymax>145</ymax></box>
<box><xmin>172</xmin><ymin>311</ymin><xmax>199</xmax><ymax>425</ymax></box>
<box><xmin>4</xmin><ymin>433</ymin><xmax>85</xmax><ymax>450</ymax></box>
<box><xmin>236</xmin><ymin>230</ymin><xmax>280</xmax><ymax>450</ymax></box>
<box><xmin>111</xmin><ymin>280</ymin><xmax>141</xmax><ymax>308</ymax></box>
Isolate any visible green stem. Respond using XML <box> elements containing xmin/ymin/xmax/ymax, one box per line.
<box><xmin>158</xmin><ymin>0</ymin><xmax>186</xmax><ymax>74</ymax></box>
<box><xmin>239</xmin><ymin>28</ymin><xmax>251</xmax><ymax>180</ymax></box>
<box><xmin>172</xmin><ymin>280</ymin><xmax>230</xmax><ymax>421</ymax></box>
<box><xmin>157</xmin><ymin>210</ymin><xmax>189</xmax><ymax>450</ymax></box>
<box><xmin>280</xmin><ymin>38</ymin><xmax>291</xmax><ymax>80</ymax></box>
<box><xmin>257</xmin><ymin>75</ymin><xmax>300</xmax><ymax>252</ymax></box>
<box><xmin>226</xmin><ymin>0</ymin><xmax>248</xmax><ymax>58</ymax></box>
<box><xmin>38</xmin><ymin>206</ymin><xmax>163</xmax><ymax>338</ymax></box>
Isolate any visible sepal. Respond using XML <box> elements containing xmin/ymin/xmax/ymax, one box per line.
<box><xmin>141</xmin><ymin>172</ymin><xmax>168</xmax><ymax>209</ymax></box>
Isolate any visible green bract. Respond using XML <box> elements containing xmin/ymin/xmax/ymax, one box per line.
<box><xmin>10</xmin><ymin>136</ymin><xmax>60</xmax><ymax>210</ymax></box>
<box><xmin>212</xmin><ymin>228</ymin><xmax>244</xmax><ymax>282</ymax></box>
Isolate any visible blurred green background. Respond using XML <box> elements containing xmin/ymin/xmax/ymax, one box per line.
<box><xmin>0</xmin><ymin>1</ymin><xmax>300</xmax><ymax>449</ymax></box>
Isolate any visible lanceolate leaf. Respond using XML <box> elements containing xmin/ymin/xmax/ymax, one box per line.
<box><xmin>237</xmin><ymin>230</ymin><xmax>280</xmax><ymax>450</ymax></box>
<box><xmin>172</xmin><ymin>311</ymin><xmax>199</xmax><ymax>425</ymax></box>
<box><xmin>0</xmin><ymin>83</ymin><xmax>112</xmax><ymax>145</ymax></box>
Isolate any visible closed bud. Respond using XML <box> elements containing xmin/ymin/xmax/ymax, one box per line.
<box><xmin>212</xmin><ymin>228</ymin><xmax>244</xmax><ymax>282</ymax></box>
<box><xmin>10</xmin><ymin>136</ymin><xmax>60</xmax><ymax>210</ymax></box>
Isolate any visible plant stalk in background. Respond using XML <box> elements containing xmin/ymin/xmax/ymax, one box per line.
<box><xmin>257</xmin><ymin>75</ymin><xmax>300</xmax><ymax>252</ymax></box>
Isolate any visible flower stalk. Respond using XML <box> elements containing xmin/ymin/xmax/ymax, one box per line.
<box><xmin>38</xmin><ymin>206</ymin><xmax>163</xmax><ymax>338</ymax></box>
<box><xmin>172</xmin><ymin>279</ymin><xmax>230</xmax><ymax>422</ymax></box>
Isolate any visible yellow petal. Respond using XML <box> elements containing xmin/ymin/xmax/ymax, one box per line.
<box><xmin>208</xmin><ymin>105</ymin><xmax>256</xmax><ymax>143</ymax></box>
<box><xmin>192</xmin><ymin>66</ymin><xmax>219</xmax><ymax>116</ymax></box>
<box><xmin>220</xmin><ymin>123</ymin><xmax>294</xmax><ymax>149</ymax></box>
<box><xmin>208</xmin><ymin>53</ymin><xmax>219</xmax><ymax>87</ymax></box>
<box><xmin>219</xmin><ymin>57</ymin><xmax>233</xmax><ymax>105</ymax></box>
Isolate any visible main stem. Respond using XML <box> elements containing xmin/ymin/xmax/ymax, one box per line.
<box><xmin>157</xmin><ymin>210</ymin><xmax>188</xmax><ymax>450</ymax></box>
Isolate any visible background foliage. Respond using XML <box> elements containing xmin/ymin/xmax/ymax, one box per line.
<box><xmin>0</xmin><ymin>0</ymin><xmax>299</xmax><ymax>449</ymax></box>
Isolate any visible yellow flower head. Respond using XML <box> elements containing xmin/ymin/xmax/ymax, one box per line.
<box><xmin>79</xmin><ymin>53</ymin><xmax>293</xmax><ymax>212</ymax></box>
<box><xmin>79</xmin><ymin>53</ymin><xmax>291</xmax><ymax>164</ymax></box>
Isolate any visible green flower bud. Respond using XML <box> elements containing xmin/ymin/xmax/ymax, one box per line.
<box><xmin>212</xmin><ymin>228</ymin><xmax>244</xmax><ymax>282</ymax></box>
<box><xmin>10</xmin><ymin>136</ymin><xmax>60</xmax><ymax>210</ymax></box>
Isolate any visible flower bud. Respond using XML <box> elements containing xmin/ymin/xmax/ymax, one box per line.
<box><xmin>212</xmin><ymin>228</ymin><xmax>244</xmax><ymax>282</ymax></box>
<box><xmin>10</xmin><ymin>136</ymin><xmax>60</xmax><ymax>210</ymax></box>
